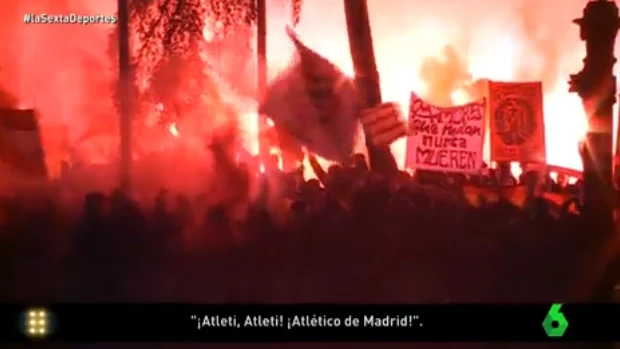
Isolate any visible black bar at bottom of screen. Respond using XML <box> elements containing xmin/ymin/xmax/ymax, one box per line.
<box><xmin>0</xmin><ymin>304</ymin><xmax>618</xmax><ymax>342</ymax></box>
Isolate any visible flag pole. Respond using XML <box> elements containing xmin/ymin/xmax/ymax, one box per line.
<box><xmin>118</xmin><ymin>0</ymin><xmax>132</xmax><ymax>191</ymax></box>
<box><xmin>343</xmin><ymin>0</ymin><xmax>398</xmax><ymax>174</ymax></box>
<box><xmin>257</xmin><ymin>0</ymin><xmax>269</xmax><ymax>164</ymax></box>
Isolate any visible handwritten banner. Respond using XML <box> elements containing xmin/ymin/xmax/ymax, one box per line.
<box><xmin>405</xmin><ymin>93</ymin><xmax>486</xmax><ymax>173</ymax></box>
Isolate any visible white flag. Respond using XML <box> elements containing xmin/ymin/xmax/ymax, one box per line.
<box><xmin>259</xmin><ymin>27</ymin><xmax>360</xmax><ymax>163</ymax></box>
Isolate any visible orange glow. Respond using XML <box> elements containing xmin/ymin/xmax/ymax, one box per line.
<box><xmin>168</xmin><ymin>123</ymin><xmax>179</xmax><ymax>138</ymax></box>
<box><xmin>262</xmin><ymin>0</ymin><xmax>596</xmax><ymax>171</ymax></box>
<box><xmin>267</xmin><ymin>146</ymin><xmax>284</xmax><ymax>170</ymax></box>
<box><xmin>0</xmin><ymin>0</ymin><xmax>614</xmax><ymax>178</ymax></box>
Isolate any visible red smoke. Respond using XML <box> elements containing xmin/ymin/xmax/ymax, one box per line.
<box><xmin>0</xmin><ymin>0</ymin><xmax>614</xmax><ymax>188</ymax></box>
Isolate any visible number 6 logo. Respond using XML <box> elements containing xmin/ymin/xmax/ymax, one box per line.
<box><xmin>542</xmin><ymin>303</ymin><xmax>569</xmax><ymax>337</ymax></box>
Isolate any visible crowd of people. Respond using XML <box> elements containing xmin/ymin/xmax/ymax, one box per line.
<box><xmin>0</xmin><ymin>141</ymin><xmax>600</xmax><ymax>305</ymax></box>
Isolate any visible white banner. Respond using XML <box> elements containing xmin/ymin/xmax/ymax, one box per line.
<box><xmin>405</xmin><ymin>93</ymin><xmax>486</xmax><ymax>173</ymax></box>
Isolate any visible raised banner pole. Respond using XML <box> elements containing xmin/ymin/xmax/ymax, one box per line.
<box><xmin>343</xmin><ymin>0</ymin><xmax>398</xmax><ymax>175</ymax></box>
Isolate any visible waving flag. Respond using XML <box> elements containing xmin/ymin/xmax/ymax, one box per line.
<box><xmin>259</xmin><ymin>27</ymin><xmax>360</xmax><ymax>163</ymax></box>
<box><xmin>360</xmin><ymin>102</ymin><xmax>407</xmax><ymax>146</ymax></box>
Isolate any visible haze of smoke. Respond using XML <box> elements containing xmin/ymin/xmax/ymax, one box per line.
<box><xmin>418</xmin><ymin>45</ymin><xmax>472</xmax><ymax>106</ymax></box>
<box><xmin>413</xmin><ymin>0</ymin><xmax>586</xmax><ymax>105</ymax></box>
<box><xmin>0</xmin><ymin>1</ymin><xmax>117</xmax><ymax>173</ymax></box>
<box><xmin>0</xmin><ymin>0</ymin><xmax>612</xmax><ymax>187</ymax></box>
<box><xmin>515</xmin><ymin>0</ymin><xmax>566</xmax><ymax>92</ymax></box>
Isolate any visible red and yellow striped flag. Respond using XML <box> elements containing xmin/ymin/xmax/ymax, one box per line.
<box><xmin>360</xmin><ymin>102</ymin><xmax>408</xmax><ymax>146</ymax></box>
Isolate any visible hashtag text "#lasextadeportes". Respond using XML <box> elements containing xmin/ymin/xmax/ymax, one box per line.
<box><xmin>23</xmin><ymin>13</ymin><xmax>118</xmax><ymax>25</ymax></box>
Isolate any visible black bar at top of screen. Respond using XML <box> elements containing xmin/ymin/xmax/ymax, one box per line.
<box><xmin>0</xmin><ymin>304</ymin><xmax>618</xmax><ymax>342</ymax></box>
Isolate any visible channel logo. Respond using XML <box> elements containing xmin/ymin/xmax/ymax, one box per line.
<box><xmin>542</xmin><ymin>303</ymin><xmax>569</xmax><ymax>337</ymax></box>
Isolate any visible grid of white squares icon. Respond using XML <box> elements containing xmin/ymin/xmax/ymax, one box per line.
<box><xmin>26</xmin><ymin>309</ymin><xmax>48</xmax><ymax>336</ymax></box>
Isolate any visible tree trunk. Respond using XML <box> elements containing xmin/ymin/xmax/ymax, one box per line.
<box><xmin>257</xmin><ymin>0</ymin><xmax>269</xmax><ymax>164</ymax></box>
<box><xmin>343</xmin><ymin>0</ymin><xmax>398</xmax><ymax>175</ymax></box>
<box><xmin>118</xmin><ymin>0</ymin><xmax>132</xmax><ymax>191</ymax></box>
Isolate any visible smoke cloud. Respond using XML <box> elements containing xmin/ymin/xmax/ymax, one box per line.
<box><xmin>289</xmin><ymin>0</ymin><xmax>595</xmax><ymax>169</ymax></box>
<box><xmin>0</xmin><ymin>0</ymin><xmax>610</xmax><ymax>188</ymax></box>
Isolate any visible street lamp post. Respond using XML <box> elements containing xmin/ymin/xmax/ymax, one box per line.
<box><xmin>568</xmin><ymin>0</ymin><xmax>620</xmax><ymax>311</ymax></box>
<box><xmin>569</xmin><ymin>0</ymin><xmax>619</xmax><ymax>234</ymax></box>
